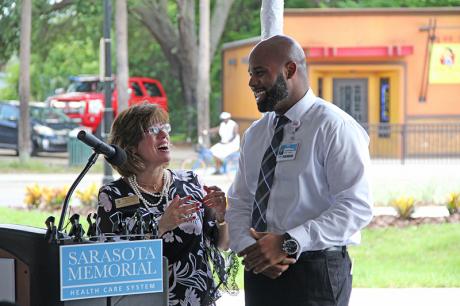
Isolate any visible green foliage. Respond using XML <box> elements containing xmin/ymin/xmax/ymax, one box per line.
<box><xmin>446</xmin><ymin>192</ymin><xmax>460</xmax><ymax>215</ymax></box>
<box><xmin>0</xmin><ymin>56</ymin><xmax>19</xmax><ymax>100</ymax></box>
<box><xmin>31</xmin><ymin>39</ymin><xmax>99</xmax><ymax>99</ymax></box>
<box><xmin>24</xmin><ymin>183</ymin><xmax>43</xmax><ymax>208</ymax></box>
<box><xmin>0</xmin><ymin>0</ymin><xmax>20</xmax><ymax>66</ymax></box>
<box><xmin>390</xmin><ymin>196</ymin><xmax>416</xmax><ymax>219</ymax></box>
<box><xmin>2</xmin><ymin>0</ymin><xmax>459</xmax><ymax>132</ymax></box>
<box><xmin>75</xmin><ymin>183</ymin><xmax>99</xmax><ymax>207</ymax></box>
<box><xmin>42</xmin><ymin>185</ymin><xmax>69</xmax><ymax>209</ymax></box>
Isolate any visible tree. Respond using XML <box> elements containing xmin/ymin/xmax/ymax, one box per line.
<box><xmin>130</xmin><ymin>0</ymin><xmax>235</xmax><ymax>138</ymax></box>
<box><xmin>18</xmin><ymin>0</ymin><xmax>31</xmax><ymax>161</ymax></box>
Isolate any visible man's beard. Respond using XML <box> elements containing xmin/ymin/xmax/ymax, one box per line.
<box><xmin>257</xmin><ymin>73</ymin><xmax>289</xmax><ymax>112</ymax></box>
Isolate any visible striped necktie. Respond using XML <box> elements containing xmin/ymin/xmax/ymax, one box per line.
<box><xmin>251</xmin><ymin>115</ymin><xmax>290</xmax><ymax>231</ymax></box>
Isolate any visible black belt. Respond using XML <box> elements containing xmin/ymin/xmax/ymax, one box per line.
<box><xmin>299</xmin><ymin>245</ymin><xmax>347</xmax><ymax>258</ymax></box>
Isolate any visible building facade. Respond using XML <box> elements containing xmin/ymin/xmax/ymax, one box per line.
<box><xmin>222</xmin><ymin>8</ymin><xmax>460</xmax><ymax>159</ymax></box>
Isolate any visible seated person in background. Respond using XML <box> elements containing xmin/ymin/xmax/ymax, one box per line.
<box><xmin>97</xmin><ymin>103</ymin><xmax>234</xmax><ymax>306</ymax></box>
<box><xmin>204</xmin><ymin>112</ymin><xmax>240</xmax><ymax>174</ymax></box>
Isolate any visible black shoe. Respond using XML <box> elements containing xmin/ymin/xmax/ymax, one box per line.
<box><xmin>212</xmin><ymin>170</ymin><xmax>222</xmax><ymax>175</ymax></box>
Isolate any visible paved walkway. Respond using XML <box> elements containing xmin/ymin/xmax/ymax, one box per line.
<box><xmin>216</xmin><ymin>288</ymin><xmax>460</xmax><ymax>306</ymax></box>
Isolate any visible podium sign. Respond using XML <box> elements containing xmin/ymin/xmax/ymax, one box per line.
<box><xmin>60</xmin><ymin>240</ymin><xmax>163</xmax><ymax>301</ymax></box>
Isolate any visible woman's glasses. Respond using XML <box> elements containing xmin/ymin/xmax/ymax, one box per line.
<box><xmin>146</xmin><ymin>123</ymin><xmax>171</xmax><ymax>135</ymax></box>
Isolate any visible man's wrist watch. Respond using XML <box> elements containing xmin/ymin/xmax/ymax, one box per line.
<box><xmin>281</xmin><ymin>233</ymin><xmax>300</xmax><ymax>256</ymax></box>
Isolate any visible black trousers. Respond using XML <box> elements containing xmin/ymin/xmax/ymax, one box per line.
<box><xmin>244</xmin><ymin>249</ymin><xmax>352</xmax><ymax>306</ymax></box>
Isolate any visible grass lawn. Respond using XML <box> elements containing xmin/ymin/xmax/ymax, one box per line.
<box><xmin>349</xmin><ymin>224</ymin><xmax>460</xmax><ymax>287</ymax></box>
<box><xmin>1</xmin><ymin>207</ymin><xmax>459</xmax><ymax>288</ymax></box>
<box><xmin>0</xmin><ymin>159</ymin><xmax>104</xmax><ymax>173</ymax></box>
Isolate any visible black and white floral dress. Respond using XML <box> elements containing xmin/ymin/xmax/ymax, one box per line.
<box><xmin>97</xmin><ymin>169</ymin><xmax>222</xmax><ymax>306</ymax></box>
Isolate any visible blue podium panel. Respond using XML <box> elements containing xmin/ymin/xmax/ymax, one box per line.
<box><xmin>60</xmin><ymin>240</ymin><xmax>163</xmax><ymax>301</ymax></box>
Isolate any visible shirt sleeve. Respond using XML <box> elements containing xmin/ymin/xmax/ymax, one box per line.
<box><xmin>288</xmin><ymin>120</ymin><xmax>373</xmax><ymax>252</ymax></box>
<box><xmin>227</xmin><ymin>133</ymin><xmax>257</xmax><ymax>253</ymax></box>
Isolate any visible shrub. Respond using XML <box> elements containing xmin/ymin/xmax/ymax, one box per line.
<box><xmin>390</xmin><ymin>196</ymin><xmax>416</xmax><ymax>219</ymax></box>
<box><xmin>76</xmin><ymin>183</ymin><xmax>99</xmax><ymax>207</ymax></box>
<box><xmin>24</xmin><ymin>184</ymin><xmax>43</xmax><ymax>208</ymax></box>
<box><xmin>42</xmin><ymin>185</ymin><xmax>70</xmax><ymax>209</ymax></box>
<box><xmin>446</xmin><ymin>192</ymin><xmax>460</xmax><ymax>215</ymax></box>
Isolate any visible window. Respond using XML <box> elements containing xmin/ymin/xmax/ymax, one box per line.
<box><xmin>130</xmin><ymin>82</ymin><xmax>143</xmax><ymax>97</ymax></box>
<box><xmin>0</xmin><ymin>105</ymin><xmax>19</xmax><ymax>120</ymax></box>
<box><xmin>379</xmin><ymin>78</ymin><xmax>390</xmax><ymax>137</ymax></box>
<box><xmin>144</xmin><ymin>82</ymin><xmax>162</xmax><ymax>97</ymax></box>
<box><xmin>318</xmin><ymin>78</ymin><xmax>323</xmax><ymax>98</ymax></box>
<box><xmin>67</xmin><ymin>80</ymin><xmax>102</xmax><ymax>93</ymax></box>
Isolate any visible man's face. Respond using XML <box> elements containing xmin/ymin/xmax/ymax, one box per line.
<box><xmin>249</xmin><ymin>70</ymin><xmax>289</xmax><ymax>112</ymax></box>
<box><xmin>256</xmin><ymin>73</ymin><xmax>288</xmax><ymax>112</ymax></box>
<box><xmin>248</xmin><ymin>52</ymin><xmax>289</xmax><ymax>113</ymax></box>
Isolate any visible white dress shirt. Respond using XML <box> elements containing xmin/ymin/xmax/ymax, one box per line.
<box><xmin>227</xmin><ymin>89</ymin><xmax>373</xmax><ymax>254</ymax></box>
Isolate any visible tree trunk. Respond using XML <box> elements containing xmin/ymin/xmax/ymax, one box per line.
<box><xmin>131</xmin><ymin>1</ymin><xmax>235</xmax><ymax>140</ymax></box>
<box><xmin>210</xmin><ymin>0</ymin><xmax>235</xmax><ymax>59</ymax></box>
<box><xmin>197</xmin><ymin>0</ymin><xmax>211</xmax><ymax>147</ymax></box>
<box><xmin>115</xmin><ymin>0</ymin><xmax>129</xmax><ymax>112</ymax></box>
<box><xmin>19</xmin><ymin>0</ymin><xmax>32</xmax><ymax>162</ymax></box>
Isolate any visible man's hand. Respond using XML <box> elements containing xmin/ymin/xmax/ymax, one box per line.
<box><xmin>259</xmin><ymin>258</ymin><xmax>296</xmax><ymax>279</ymax></box>
<box><xmin>238</xmin><ymin>228</ymin><xmax>296</xmax><ymax>277</ymax></box>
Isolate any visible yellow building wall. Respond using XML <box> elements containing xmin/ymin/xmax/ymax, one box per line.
<box><xmin>222</xmin><ymin>9</ymin><xmax>460</xmax><ymax>157</ymax></box>
<box><xmin>283</xmin><ymin>9</ymin><xmax>460</xmax><ymax>119</ymax></box>
<box><xmin>222</xmin><ymin>43</ymin><xmax>262</xmax><ymax>132</ymax></box>
<box><xmin>222</xmin><ymin>8</ymin><xmax>460</xmax><ymax>130</ymax></box>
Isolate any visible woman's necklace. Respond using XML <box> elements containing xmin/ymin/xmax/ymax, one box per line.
<box><xmin>127</xmin><ymin>170</ymin><xmax>171</xmax><ymax>208</ymax></box>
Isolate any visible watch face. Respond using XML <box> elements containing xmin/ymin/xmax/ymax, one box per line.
<box><xmin>283</xmin><ymin>238</ymin><xmax>299</xmax><ymax>255</ymax></box>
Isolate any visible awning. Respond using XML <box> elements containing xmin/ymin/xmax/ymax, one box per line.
<box><xmin>305</xmin><ymin>46</ymin><xmax>413</xmax><ymax>58</ymax></box>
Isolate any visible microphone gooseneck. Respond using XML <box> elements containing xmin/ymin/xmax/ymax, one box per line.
<box><xmin>77</xmin><ymin>130</ymin><xmax>127</xmax><ymax>166</ymax></box>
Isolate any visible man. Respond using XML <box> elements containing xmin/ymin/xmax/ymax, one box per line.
<box><xmin>204</xmin><ymin>112</ymin><xmax>240</xmax><ymax>174</ymax></box>
<box><xmin>226</xmin><ymin>35</ymin><xmax>373</xmax><ymax>306</ymax></box>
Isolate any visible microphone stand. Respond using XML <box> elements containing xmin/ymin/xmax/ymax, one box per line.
<box><xmin>56</xmin><ymin>152</ymin><xmax>99</xmax><ymax>239</ymax></box>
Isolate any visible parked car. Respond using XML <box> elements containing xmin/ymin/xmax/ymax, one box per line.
<box><xmin>47</xmin><ymin>75</ymin><xmax>168</xmax><ymax>134</ymax></box>
<box><xmin>0</xmin><ymin>101</ymin><xmax>79</xmax><ymax>155</ymax></box>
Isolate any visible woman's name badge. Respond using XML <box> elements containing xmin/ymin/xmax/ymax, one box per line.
<box><xmin>115</xmin><ymin>195</ymin><xmax>140</xmax><ymax>208</ymax></box>
<box><xmin>277</xmin><ymin>143</ymin><xmax>299</xmax><ymax>161</ymax></box>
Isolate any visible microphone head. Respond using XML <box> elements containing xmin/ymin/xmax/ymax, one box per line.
<box><xmin>105</xmin><ymin>144</ymin><xmax>127</xmax><ymax>166</ymax></box>
<box><xmin>77</xmin><ymin>130</ymin><xmax>87</xmax><ymax>141</ymax></box>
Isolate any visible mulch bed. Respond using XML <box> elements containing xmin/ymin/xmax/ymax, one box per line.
<box><xmin>368</xmin><ymin>213</ymin><xmax>460</xmax><ymax>229</ymax></box>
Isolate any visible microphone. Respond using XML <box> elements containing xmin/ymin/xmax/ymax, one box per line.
<box><xmin>77</xmin><ymin>130</ymin><xmax>127</xmax><ymax>166</ymax></box>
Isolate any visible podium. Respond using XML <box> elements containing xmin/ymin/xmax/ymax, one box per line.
<box><xmin>0</xmin><ymin>224</ymin><xmax>168</xmax><ymax>306</ymax></box>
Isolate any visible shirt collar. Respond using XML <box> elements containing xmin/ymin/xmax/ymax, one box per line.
<box><xmin>271</xmin><ymin>88</ymin><xmax>316</xmax><ymax>125</ymax></box>
<box><xmin>284</xmin><ymin>88</ymin><xmax>316</xmax><ymax>123</ymax></box>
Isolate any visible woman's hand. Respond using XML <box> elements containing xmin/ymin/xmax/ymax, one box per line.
<box><xmin>203</xmin><ymin>185</ymin><xmax>227</xmax><ymax>223</ymax></box>
<box><xmin>158</xmin><ymin>195</ymin><xmax>200</xmax><ymax>236</ymax></box>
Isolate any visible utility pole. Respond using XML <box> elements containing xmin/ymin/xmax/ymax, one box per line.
<box><xmin>102</xmin><ymin>0</ymin><xmax>114</xmax><ymax>184</ymax></box>
<box><xmin>261</xmin><ymin>0</ymin><xmax>284</xmax><ymax>39</ymax></box>
<box><xmin>115</xmin><ymin>0</ymin><xmax>129</xmax><ymax>112</ymax></box>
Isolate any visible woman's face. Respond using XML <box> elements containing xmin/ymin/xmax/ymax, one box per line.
<box><xmin>136</xmin><ymin>122</ymin><xmax>171</xmax><ymax>167</ymax></box>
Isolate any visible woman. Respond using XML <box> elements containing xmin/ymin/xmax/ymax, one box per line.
<box><xmin>204</xmin><ymin>112</ymin><xmax>240</xmax><ymax>174</ymax></box>
<box><xmin>97</xmin><ymin>103</ymin><xmax>232</xmax><ymax>306</ymax></box>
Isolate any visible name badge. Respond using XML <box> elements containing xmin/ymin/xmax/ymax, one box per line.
<box><xmin>115</xmin><ymin>195</ymin><xmax>140</xmax><ymax>208</ymax></box>
<box><xmin>277</xmin><ymin>143</ymin><xmax>299</xmax><ymax>161</ymax></box>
